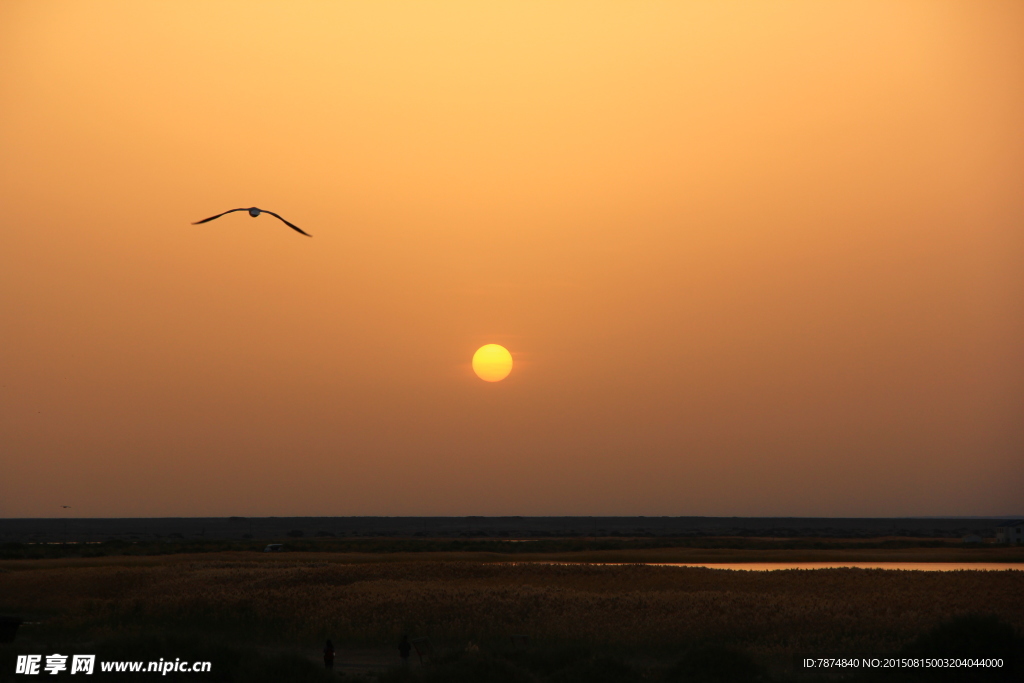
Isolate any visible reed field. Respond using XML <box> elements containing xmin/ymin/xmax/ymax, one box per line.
<box><xmin>2</xmin><ymin>554</ymin><xmax>1022</xmax><ymax>674</ymax></box>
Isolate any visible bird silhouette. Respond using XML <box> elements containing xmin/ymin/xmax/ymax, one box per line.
<box><xmin>61</xmin><ymin>505</ymin><xmax>71</xmax><ymax>509</ymax></box>
<box><xmin>192</xmin><ymin>207</ymin><xmax>311</xmax><ymax>237</ymax></box>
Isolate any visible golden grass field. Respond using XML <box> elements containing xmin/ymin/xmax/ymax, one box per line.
<box><xmin>2</xmin><ymin>551</ymin><xmax>1022</xmax><ymax>658</ymax></box>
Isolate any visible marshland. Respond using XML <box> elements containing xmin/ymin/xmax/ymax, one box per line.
<box><xmin>2</xmin><ymin>541</ymin><xmax>1022</xmax><ymax>682</ymax></box>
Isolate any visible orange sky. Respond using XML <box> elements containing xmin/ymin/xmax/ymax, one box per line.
<box><xmin>1</xmin><ymin>1</ymin><xmax>1021</xmax><ymax>517</ymax></box>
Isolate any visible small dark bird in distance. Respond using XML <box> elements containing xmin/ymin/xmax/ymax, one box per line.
<box><xmin>192</xmin><ymin>207</ymin><xmax>310</xmax><ymax>236</ymax></box>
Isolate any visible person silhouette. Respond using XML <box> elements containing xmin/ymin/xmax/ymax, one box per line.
<box><xmin>398</xmin><ymin>635</ymin><xmax>411</xmax><ymax>665</ymax></box>
<box><xmin>323</xmin><ymin>639</ymin><xmax>335</xmax><ymax>671</ymax></box>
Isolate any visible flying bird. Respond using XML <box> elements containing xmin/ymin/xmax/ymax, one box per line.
<box><xmin>192</xmin><ymin>207</ymin><xmax>311</xmax><ymax>237</ymax></box>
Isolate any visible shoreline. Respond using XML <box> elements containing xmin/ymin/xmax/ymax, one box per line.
<box><xmin>3</xmin><ymin>545</ymin><xmax>1023</xmax><ymax>571</ymax></box>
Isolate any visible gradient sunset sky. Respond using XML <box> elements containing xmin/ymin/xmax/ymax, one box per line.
<box><xmin>1</xmin><ymin>1</ymin><xmax>1021</xmax><ymax>518</ymax></box>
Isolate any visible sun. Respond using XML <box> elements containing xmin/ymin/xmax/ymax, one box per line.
<box><xmin>472</xmin><ymin>344</ymin><xmax>513</xmax><ymax>382</ymax></box>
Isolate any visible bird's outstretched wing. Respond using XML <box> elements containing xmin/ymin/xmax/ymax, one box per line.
<box><xmin>191</xmin><ymin>208</ymin><xmax>248</xmax><ymax>225</ymax></box>
<box><xmin>264</xmin><ymin>210</ymin><xmax>311</xmax><ymax>237</ymax></box>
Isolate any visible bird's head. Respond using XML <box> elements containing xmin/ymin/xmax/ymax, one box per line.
<box><xmin>248</xmin><ymin>208</ymin><xmax>261</xmax><ymax>217</ymax></box>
